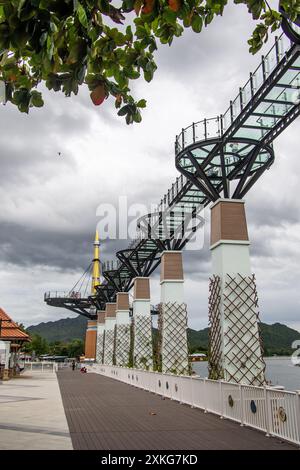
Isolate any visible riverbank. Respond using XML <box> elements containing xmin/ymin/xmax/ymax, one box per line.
<box><xmin>192</xmin><ymin>357</ymin><xmax>300</xmax><ymax>391</ymax></box>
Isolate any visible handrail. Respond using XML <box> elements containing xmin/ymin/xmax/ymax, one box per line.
<box><xmin>175</xmin><ymin>33</ymin><xmax>294</xmax><ymax>154</ymax></box>
<box><xmin>90</xmin><ymin>364</ymin><xmax>300</xmax><ymax>447</ymax></box>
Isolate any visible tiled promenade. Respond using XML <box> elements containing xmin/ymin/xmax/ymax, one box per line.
<box><xmin>58</xmin><ymin>370</ymin><xmax>296</xmax><ymax>450</ymax></box>
<box><xmin>0</xmin><ymin>371</ymin><xmax>72</xmax><ymax>450</ymax></box>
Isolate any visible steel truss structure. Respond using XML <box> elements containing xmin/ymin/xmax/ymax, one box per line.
<box><xmin>45</xmin><ymin>26</ymin><xmax>300</xmax><ymax>318</ymax></box>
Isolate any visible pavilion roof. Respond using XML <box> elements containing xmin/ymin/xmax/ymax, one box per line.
<box><xmin>0</xmin><ymin>308</ymin><xmax>30</xmax><ymax>342</ymax></box>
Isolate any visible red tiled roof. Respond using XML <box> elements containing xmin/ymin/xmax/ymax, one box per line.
<box><xmin>0</xmin><ymin>308</ymin><xmax>30</xmax><ymax>342</ymax></box>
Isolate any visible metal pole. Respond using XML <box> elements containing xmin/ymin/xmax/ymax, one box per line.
<box><xmin>239</xmin><ymin>87</ymin><xmax>244</xmax><ymax>111</ymax></box>
<box><xmin>240</xmin><ymin>384</ymin><xmax>244</xmax><ymax>426</ymax></box>
<box><xmin>250</xmin><ymin>73</ymin><xmax>254</xmax><ymax>98</ymax></box>
<box><xmin>275</xmin><ymin>36</ymin><xmax>280</xmax><ymax>63</ymax></box>
<box><xmin>264</xmin><ymin>386</ymin><xmax>271</xmax><ymax>437</ymax></box>
<box><xmin>262</xmin><ymin>55</ymin><xmax>266</xmax><ymax>81</ymax></box>
<box><xmin>219</xmin><ymin>380</ymin><xmax>224</xmax><ymax>419</ymax></box>
<box><xmin>230</xmin><ymin>101</ymin><xmax>234</xmax><ymax>123</ymax></box>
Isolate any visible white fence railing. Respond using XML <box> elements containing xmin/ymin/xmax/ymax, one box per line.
<box><xmin>88</xmin><ymin>364</ymin><xmax>300</xmax><ymax>446</ymax></box>
<box><xmin>24</xmin><ymin>362</ymin><xmax>58</xmax><ymax>373</ymax></box>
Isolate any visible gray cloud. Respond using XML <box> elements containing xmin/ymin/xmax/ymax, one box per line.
<box><xmin>0</xmin><ymin>3</ymin><xmax>299</xmax><ymax>332</ymax></box>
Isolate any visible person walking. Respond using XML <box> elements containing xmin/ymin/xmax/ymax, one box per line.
<box><xmin>71</xmin><ymin>360</ymin><xmax>76</xmax><ymax>371</ymax></box>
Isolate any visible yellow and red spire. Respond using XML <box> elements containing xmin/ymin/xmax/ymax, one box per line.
<box><xmin>91</xmin><ymin>230</ymin><xmax>101</xmax><ymax>295</ymax></box>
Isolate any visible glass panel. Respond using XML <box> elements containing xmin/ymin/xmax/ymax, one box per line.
<box><xmin>195</xmin><ymin>120</ymin><xmax>205</xmax><ymax>141</ymax></box>
<box><xmin>232</xmin><ymin>126</ymin><xmax>268</xmax><ymax>140</ymax></box>
<box><xmin>206</xmin><ymin>117</ymin><xmax>220</xmax><ymax>138</ymax></box>
<box><xmin>252</xmin><ymin>63</ymin><xmax>264</xmax><ymax>93</ymax></box>
<box><xmin>242</xmin><ymin>81</ymin><xmax>252</xmax><ymax>106</ymax></box>
<box><xmin>184</xmin><ymin>124</ymin><xmax>194</xmax><ymax>146</ymax></box>
<box><xmin>222</xmin><ymin>108</ymin><xmax>231</xmax><ymax>132</ymax></box>
<box><xmin>277</xmin><ymin>69</ymin><xmax>300</xmax><ymax>85</ymax></box>
<box><xmin>231</xmin><ymin>96</ymin><xmax>240</xmax><ymax>120</ymax></box>
<box><xmin>242</xmin><ymin>114</ymin><xmax>274</xmax><ymax>128</ymax></box>
<box><xmin>255</xmin><ymin>101</ymin><xmax>288</xmax><ymax>116</ymax></box>
<box><xmin>267</xmin><ymin>86</ymin><xmax>298</xmax><ymax>102</ymax></box>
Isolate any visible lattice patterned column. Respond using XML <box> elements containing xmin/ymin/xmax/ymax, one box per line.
<box><xmin>132</xmin><ymin>277</ymin><xmax>153</xmax><ymax>370</ymax></box>
<box><xmin>96</xmin><ymin>311</ymin><xmax>105</xmax><ymax>364</ymax></box>
<box><xmin>160</xmin><ymin>251</ymin><xmax>189</xmax><ymax>375</ymax></box>
<box><xmin>103</xmin><ymin>303</ymin><xmax>116</xmax><ymax>366</ymax></box>
<box><xmin>84</xmin><ymin>320</ymin><xmax>97</xmax><ymax>361</ymax></box>
<box><xmin>208</xmin><ymin>199</ymin><xmax>265</xmax><ymax>385</ymax></box>
<box><xmin>115</xmin><ymin>292</ymin><xmax>131</xmax><ymax>367</ymax></box>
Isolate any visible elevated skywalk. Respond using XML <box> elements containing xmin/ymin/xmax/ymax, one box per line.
<box><xmin>45</xmin><ymin>23</ymin><xmax>300</xmax><ymax>315</ymax></box>
<box><xmin>176</xmin><ymin>33</ymin><xmax>300</xmax><ymax>200</ymax></box>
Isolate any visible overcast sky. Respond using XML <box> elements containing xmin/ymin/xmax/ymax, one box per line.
<box><xmin>0</xmin><ymin>2</ymin><xmax>299</xmax><ymax>333</ymax></box>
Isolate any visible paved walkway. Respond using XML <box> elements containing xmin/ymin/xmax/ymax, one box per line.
<box><xmin>58</xmin><ymin>370</ymin><xmax>296</xmax><ymax>450</ymax></box>
<box><xmin>0</xmin><ymin>371</ymin><xmax>73</xmax><ymax>450</ymax></box>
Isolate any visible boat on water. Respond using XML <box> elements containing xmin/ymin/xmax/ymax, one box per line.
<box><xmin>189</xmin><ymin>353</ymin><xmax>207</xmax><ymax>362</ymax></box>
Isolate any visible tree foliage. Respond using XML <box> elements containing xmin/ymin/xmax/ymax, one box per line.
<box><xmin>0</xmin><ymin>1</ymin><xmax>299</xmax><ymax>121</ymax></box>
<box><xmin>23</xmin><ymin>333</ymin><xmax>84</xmax><ymax>357</ymax></box>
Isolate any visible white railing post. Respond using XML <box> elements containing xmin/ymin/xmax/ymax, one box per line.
<box><xmin>85</xmin><ymin>365</ymin><xmax>300</xmax><ymax>446</ymax></box>
<box><xmin>240</xmin><ymin>384</ymin><xmax>244</xmax><ymax>426</ymax></box>
<box><xmin>190</xmin><ymin>376</ymin><xmax>194</xmax><ymax>408</ymax></box>
<box><xmin>296</xmin><ymin>391</ymin><xmax>300</xmax><ymax>444</ymax></box>
<box><xmin>204</xmin><ymin>378</ymin><xmax>208</xmax><ymax>413</ymax></box>
<box><xmin>219</xmin><ymin>380</ymin><xmax>224</xmax><ymax>419</ymax></box>
<box><xmin>264</xmin><ymin>386</ymin><xmax>272</xmax><ymax>437</ymax></box>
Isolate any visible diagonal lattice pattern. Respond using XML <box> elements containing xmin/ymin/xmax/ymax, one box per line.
<box><xmin>103</xmin><ymin>329</ymin><xmax>115</xmax><ymax>366</ymax></box>
<box><xmin>160</xmin><ymin>302</ymin><xmax>190</xmax><ymax>375</ymax></box>
<box><xmin>96</xmin><ymin>331</ymin><xmax>104</xmax><ymax>364</ymax></box>
<box><xmin>115</xmin><ymin>324</ymin><xmax>131</xmax><ymax>367</ymax></box>
<box><xmin>208</xmin><ymin>275</ymin><xmax>223</xmax><ymax>380</ymax></box>
<box><xmin>223</xmin><ymin>274</ymin><xmax>265</xmax><ymax>385</ymax></box>
<box><xmin>133</xmin><ymin>315</ymin><xmax>153</xmax><ymax>370</ymax></box>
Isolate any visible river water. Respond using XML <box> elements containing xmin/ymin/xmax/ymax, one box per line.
<box><xmin>192</xmin><ymin>357</ymin><xmax>300</xmax><ymax>391</ymax></box>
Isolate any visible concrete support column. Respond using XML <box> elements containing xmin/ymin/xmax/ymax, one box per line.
<box><xmin>84</xmin><ymin>320</ymin><xmax>97</xmax><ymax>361</ymax></box>
<box><xmin>132</xmin><ymin>277</ymin><xmax>153</xmax><ymax>370</ymax></box>
<box><xmin>209</xmin><ymin>198</ymin><xmax>265</xmax><ymax>385</ymax></box>
<box><xmin>103</xmin><ymin>303</ymin><xmax>116</xmax><ymax>366</ymax></box>
<box><xmin>160</xmin><ymin>251</ymin><xmax>189</xmax><ymax>375</ymax></box>
<box><xmin>96</xmin><ymin>311</ymin><xmax>105</xmax><ymax>364</ymax></box>
<box><xmin>115</xmin><ymin>293</ymin><xmax>131</xmax><ymax>367</ymax></box>
<box><xmin>3</xmin><ymin>341</ymin><xmax>11</xmax><ymax>381</ymax></box>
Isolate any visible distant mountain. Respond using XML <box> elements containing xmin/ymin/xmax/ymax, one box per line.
<box><xmin>260</xmin><ymin>322</ymin><xmax>300</xmax><ymax>355</ymax></box>
<box><xmin>27</xmin><ymin>315</ymin><xmax>87</xmax><ymax>343</ymax></box>
<box><xmin>27</xmin><ymin>316</ymin><xmax>300</xmax><ymax>355</ymax></box>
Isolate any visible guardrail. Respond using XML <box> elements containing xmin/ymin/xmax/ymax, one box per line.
<box><xmin>24</xmin><ymin>362</ymin><xmax>58</xmax><ymax>373</ymax></box>
<box><xmin>44</xmin><ymin>291</ymin><xmax>82</xmax><ymax>300</ymax></box>
<box><xmin>88</xmin><ymin>364</ymin><xmax>300</xmax><ymax>446</ymax></box>
<box><xmin>175</xmin><ymin>33</ymin><xmax>294</xmax><ymax>154</ymax></box>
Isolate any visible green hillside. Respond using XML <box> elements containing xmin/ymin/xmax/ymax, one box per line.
<box><xmin>27</xmin><ymin>316</ymin><xmax>300</xmax><ymax>356</ymax></box>
<box><xmin>27</xmin><ymin>315</ymin><xmax>87</xmax><ymax>343</ymax></box>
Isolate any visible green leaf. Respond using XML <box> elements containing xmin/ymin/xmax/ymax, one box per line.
<box><xmin>30</xmin><ymin>90</ymin><xmax>44</xmax><ymax>107</ymax></box>
<box><xmin>77</xmin><ymin>3</ymin><xmax>88</xmax><ymax>29</ymax></box>
<box><xmin>133</xmin><ymin>110</ymin><xmax>142</xmax><ymax>122</ymax></box>
<box><xmin>192</xmin><ymin>14</ymin><xmax>203</xmax><ymax>33</ymax></box>
<box><xmin>136</xmin><ymin>98</ymin><xmax>146</xmax><ymax>108</ymax></box>
<box><xmin>46</xmin><ymin>35</ymin><xmax>54</xmax><ymax>60</ymax></box>
<box><xmin>117</xmin><ymin>104</ymin><xmax>130</xmax><ymax>116</ymax></box>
